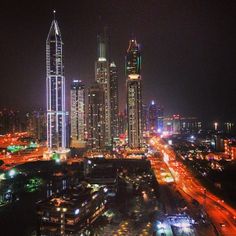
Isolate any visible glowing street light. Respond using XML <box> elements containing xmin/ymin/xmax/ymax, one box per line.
<box><xmin>214</xmin><ymin>122</ymin><xmax>218</xmax><ymax>131</ymax></box>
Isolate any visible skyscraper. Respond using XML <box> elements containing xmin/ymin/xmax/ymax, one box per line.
<box><xmin>70</xmin><ymin>80</ymin><xmax>86</xmax><ymax>148</ymax></box>
<box><xmin>148</xmin><ymin>100</ymin><xmax>158</xmax><ymax>132</ymax></box>
<box><xmin>157</xmin><ymin>106</ymin><xmax>164</xmax><ymax>133</ymax></box>
<box><xmin>45</xmin><ymin>12</ymin><xmax>68</xmax><ymax>159</ymax></box>
<box><xmin>126</xmin><ymin>39</ymin><xmax>143</xmax><ymax>148</ymax></box>
<box><xmin>110</xmin><ymin>61</ymin><xmax>119</xmax><ymax>141</ymax></box>
<box><xmin>95</xmin><ymin>29</ymin><xmax>111</xmax><ymax>146</ymax></box>
<box><xmin>87</xmin><ymin>83</ymin><xmax>105</xmax><ymax>149</ymax></box>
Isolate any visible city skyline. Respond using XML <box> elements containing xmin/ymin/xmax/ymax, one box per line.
<box><xmin>1</xmin><ymin>3</ymin><xmax>236</xmax><ymax>236</ymax></box>
<box><xmin>0</xmin><ymin>1</ymin><xmax>236</xmax><ymax>122</ymax></box>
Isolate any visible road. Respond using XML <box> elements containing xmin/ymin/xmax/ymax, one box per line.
<box><xmin>0</xmin><ymin>146</ymin><xmax>46</xmax><ymax>171</ymax></box>
<box><xmin>150</xmin><ymin>136</ymin><xmax>236</xmax><ymax>236</ymax></box>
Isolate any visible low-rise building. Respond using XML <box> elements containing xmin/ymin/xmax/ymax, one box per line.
<box><xmin>37</xmin><ymin>185</ymin><xmax>107</xmax><ymax>235</ymax></box>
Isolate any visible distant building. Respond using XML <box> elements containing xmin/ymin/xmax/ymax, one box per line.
<box><xmin>126</xmin><ymin>39</ymin><xmax>143</xmax><ymax>148</ymax></box>
<box><xmin>0</xmin><ymin>109</ymin><xmax>22</xmax><ymax>135</ymax></box>
<box><xmin>95</xmin><ymin>29</ymin><xmax>111</xmax><ymax>146</ymax></box>
<box><xmin>163</xmin><ymin>116</ymin><xmax>201</xmax><ymax>135</ymax></box>
<box><xmin>180</xmin><ymin>117</ymin><xmax>201</xmax><ymax>134</ymax></box>
<box><xmin>148</xmin><ymin>100</ymin><xmax>158</xmax><ymax>132</ymax></box>
<box><xmin>157</xmin><ymin>106</ymin><xmax>164</xmax><ymax>133</ymax></box>
<box><xmin>142</xmin><ymin>104</ymin><xmax>148</xmax><ymax>135</ymax></box>
<box><xmin>224</xmin><ymin>139</ymin><xmax>236</xmax><ymax>160</ymax></box>
<box><xmin>109</xmin><ymin>62</ymin><xmax>119</xmax><ymax>141</ymax></box>
<box><xmin>26</xmin><ymin>110</ymin><xmax>46</xmax><ymax>140</ymax></box>
<box><xmin>214</xmin><ymin>135</ymin><xmax>225</xmax><ymax>152</ymax></box>
<box><xmin>70</xmin><ymin>80</ymin><xmax>86</xmax><ymax>148</ymax></box>
<box><xmin>87</xmin><ymin>83</ymin><xmax>105</xmax><ymax>149</ymax></box>
<box><xmin>223</xmin><ymin>122</ymin><xmax>235</xmax><ymax>134</ymax></box>
<box><xmin>163</xmin><ymin>117</ymin><xmax>173</xmax><ymax>134</ymax></box>
<box><xmin>172</xmin><ymin>115</ymin><xmax>181</xmax><ymax>134</ymax></box>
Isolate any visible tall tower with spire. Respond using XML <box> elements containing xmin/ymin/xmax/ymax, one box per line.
<box><xmin>95</xmin><ymin>28</ymin><xmax>111</xmax><ymax>147</ymax></box>
<box><xmin>45</xmin><ymin>11</ymin><xmax>67</xmax><ymax>158</ymax></box>
<box><xmin>126</xmin><ymin>39</ymin><xmax>143</xmax><ymax>148</ymax></box>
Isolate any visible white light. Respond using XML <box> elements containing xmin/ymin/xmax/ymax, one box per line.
<box><xmin>104</xmin><ymin>187</ymin><xmax>108</xmax><ymax>193</ymax></box>
<box><xmin>74</xmin><ymin>209</ymin><xmax>80</xmax><ymax>215</ymax></box>
<box><xmin>157</xmin><ymin>222</ymin><xmax>166</xmax><ymax>230</ymax></box>
<box><xmin>9</xmin><ymin>169</ymin><xmax>16</xmax><ymax>178</ymax></box>
<box><xmin>98</xmin><ymin>57</ymin><xmax>106</xmax><ymax>62</ymax></box>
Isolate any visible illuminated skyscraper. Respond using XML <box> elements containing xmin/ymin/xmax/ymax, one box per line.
<box><xmin>148</xmin><ymin>100</ymin><xmax>158</xmax><ymax>132</ymax></box>
<box><xmin>110</xmin><ymin>61</ymin><xmax>119</xmax><ymax>141</ymax></box>
<box><xmin>126</xmin><ymin>39</ymin><xmax>143</xmax><ymax>148</ymax></box>
<box><xmin>95</xmin><ymin>29</ymin><xmax>111</xmax><ymax>146</ymax></box>
<box><xmin>157</xmin><ymin>106</ymin><xmax>164</xmax><ymax>133</ymax></box>
<box><xmin>87</xmin><ymin>83</ymin><xmax>105</xmax><ymax>149</ymax></box>
<box><xmin>70</xmin><ymin>80</ymin><xmax>86</xmax><ymax>148</ymax></box>
<box><xmin>45</xmin><ymin>12</ymin><xmax>68</xmax><ymax>158</ymax></box>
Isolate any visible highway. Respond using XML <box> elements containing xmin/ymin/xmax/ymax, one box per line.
<box><xmin>150</xmin><ymin>136</ymin><xmax>236</xmax><ymax>236</ymax></box>
<box><xmin>0</xmin><ymin>132</ymin><xmax>47</xmax><ymax>171</ymax></box>
<box><xmin>0</xmin><ymin>146</ymin><xmax>46</xmax><ymax>171</ymax></box>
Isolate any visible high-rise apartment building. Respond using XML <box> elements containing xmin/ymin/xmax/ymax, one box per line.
<box><xmin>70</xmin><ymin>80</ymin><xmax>86</xmax><ymax>148</ymax></box>
<box><xmin>126</xmin><ymin>39</ymin><xmax>143</xmax><ymax>148</ymax></box>
<box><xmin>110</xmin><ymin>62</ymin><xmax>119</xmax><ymax>141</ymax></box>
<box><xmin>95</xmin><ymin>29</ymin><xmax>111</xmax><ymax>146</ymax></box>
<box><xmin>87</xmin><ymin>83</ymin><xmax>105</xmax><ymax>149</ymax></box>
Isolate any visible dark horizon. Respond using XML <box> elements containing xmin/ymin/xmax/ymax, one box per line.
<box><xmin>0</xmin><ymin>1</ymin><xmax>236</xmax><ymax>122</ymax></box>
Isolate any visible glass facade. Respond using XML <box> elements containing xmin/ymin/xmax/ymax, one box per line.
<box><xmin>70</xmin><ymin>80</ymin><xmax>85</xmax><ymax>147</ymax></box>
<box><xmin>126</xmin><ymin>39</ymin><xmax>143</xmax><ymax>148</ymax></box>
<box><xmin>46</xmin><ymin>19</ymin><xmax>66</xmax><ymax>149</ymax></box>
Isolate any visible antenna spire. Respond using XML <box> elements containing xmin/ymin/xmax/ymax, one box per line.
<box><xmin>53</xmin><ymin>10</ymin><xmax>56</xmax><ymax>20</ymax></box>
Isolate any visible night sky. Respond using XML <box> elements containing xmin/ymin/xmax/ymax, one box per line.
<box><xmin>0</xmin><ymin>1</ymin><xmax>236</xmax><ymax>122</ymax></box>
